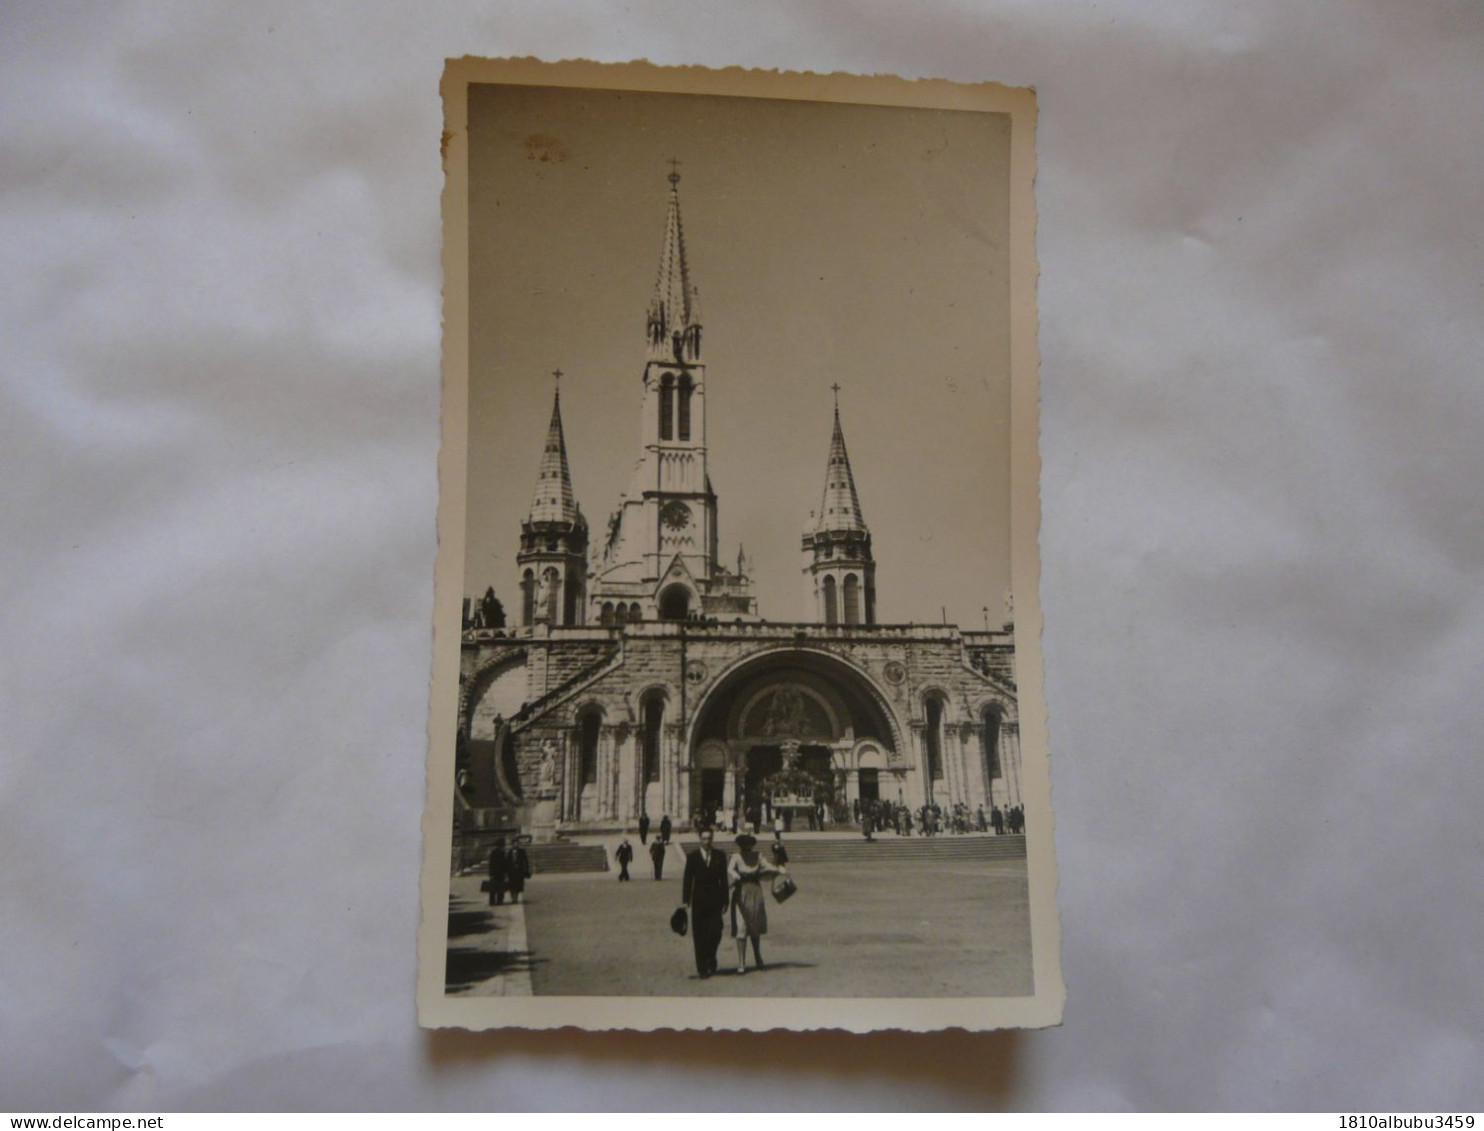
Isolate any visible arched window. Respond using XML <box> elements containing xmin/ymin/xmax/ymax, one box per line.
<box><xmin>865</xmin><ymin>584</ymin><xmax>876</xmax><ymax>626</ymax></box>
<box><xmin>542</xmin><ymin>567</ymin><xmax>560</xmax><ymax>623</ymax></box>
<box><xmin>822</xmin><ymin>575</ymin><xmax>838</xmax><ymax>625</ymax></box>
<box><xmin>925</xmin><ymin>696</ymin><xmax>945</xmax><ymax>781</ymax></box>
<box><xmin>660</xmin><ymin>375</ymin><xmax>674</xmax><ymax>441</ymax></box>
<box><xmin>981</xmin><ymin>708</ymin><xmax>1001</xmax><ymax>782</ymax></box>
<box><xmin>843</xmin><ymin>574</ymin><xmax>861</xmax><ymax>626</ymax></box>
<box><xmin>659</xmin><ymin>586</ymin><xmax>690</xmax><ymax>621</ymax></box>
<box><xmin>629</xmin><ymin>602</ymin><xmax>642</xmax><ymax>622</ymax></box>
<box><xmin>563</xmin><ymin>576</ymin><xmax>580</xmax><ymax>625</ymax></box>
<box><xmin>678</xmin><ymin>375</ymin><xmax>693</xmax><ymax>441</ymax></box>
<box><xmin>521</xmin><ymin>569</ymin><xmax>536</xmax><ymax>626</ymax></box>
<box><xmin>579</xmin><ymin>711</ymin><xmax>600</xmax><ymax>785</ymax></box>
<box><xmin>600</xmin><ymin>602</ymin><xmax>614</xmax><ymax>627</ymax></box>
<box><xmin>613</xmin><ymin>602</ymin><xmax>628</xmax><ymax>627</ymax></box>
<box><xmin>642</xmin><ymin>694</ymin><xmax>664</xmax><ymax>783</ymax></box>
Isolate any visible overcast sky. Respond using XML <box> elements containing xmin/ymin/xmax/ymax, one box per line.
<box><xmin>464</xmin><ymin>82</ymin><xmax>1012</xmax><ymax>626</ymax></box>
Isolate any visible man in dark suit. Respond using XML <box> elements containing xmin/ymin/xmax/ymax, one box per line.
<box><xmin>504</xmin><ymin>837</ymin><xmax>532</xmax><ymax>904</ymax></box>
<box><xmin>659</xmin><ymin>813</ymin><xmax>672</xmax><ymax>843</ymax></box>
<box><xmin>638</xmin><ymin>812</ymin><xmax>650</xmax><ymax>844</ymax></box>
<box><xmin>615</xmin><ymin>836</ymin><xmax>634</xmax><ymax>881</ymax></box>
<box><xmin>681</xmin><ymin>827</ymin><xmax>730</xmax><ymax>978</ymax></box>
<box><xmin>649</xmin><ymin>837</ymin><xmax>667</xmax><ymax>880</ymax></box>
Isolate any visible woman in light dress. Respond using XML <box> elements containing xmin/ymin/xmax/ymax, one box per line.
<box><xmin>728</xmin><ymin>833</ymin><xmax>787</xmax><ymax>975</ymax></box>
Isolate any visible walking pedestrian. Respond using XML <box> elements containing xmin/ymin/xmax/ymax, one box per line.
<box><xmin>615</xmin><ymin>836</ymin><xmax>634</xmax><ymax>881</ymax></box>
<box><xmin>639</xmin><ymin>812</ymin><xmax>650</xmax><ymax>844</ymax></box>
<box><xmin>728</xmin><ymin>833</ymin><xmax>787</xmax><ymax>975</ymax></box>
<box><xmin>486</xmin><ymin>837</ymin><xmax>508</xmax><ymax>906</ymax></box>
<box><xmin>505</xmin><ymin>837</ymin><xmax>532</xmax><ymax>904</ymax></box>
<box><xmin>681</xmin><ymin>827</ymin><xmax>730</xmax><ymax>979</ymax></box>
<box><xmin>650</xmin><ymin>837</ymin><xmax>667</xmax><ymax>880</ymax></box>
<box><xmin>659</xmin><ymin>813</ymin><xmax>673</xmax><ymax>843</ymax></box>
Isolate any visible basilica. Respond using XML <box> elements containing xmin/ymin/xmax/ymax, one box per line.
<box><xmin>455</xmin><ymin>171</ymin><xmax>1020</xmax><ymax>836</ymax></box>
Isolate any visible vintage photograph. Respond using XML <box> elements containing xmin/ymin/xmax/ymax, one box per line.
<box><xmin>420</xmin><ymin>59</ymin><xmax>1059</xmax><ymax>1031</ymax></box>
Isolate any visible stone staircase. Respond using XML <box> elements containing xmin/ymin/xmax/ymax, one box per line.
<box><xmin>527</xmin><ymin>842</ymin><xmax>610</xmax><ymax>874</ymax></box>
<box><xmin>676</xmin><ymin>834</ymin><xmax>1025</xmax><ymax>866</ymax></box>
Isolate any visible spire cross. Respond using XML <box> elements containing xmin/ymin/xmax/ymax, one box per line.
<box><xmin>667</xmin><ymin>157</ymin><xmax>682</xmax><ymax>186</ymax></box>
<box><xmin>551</xmin><ymin>367</ymin><xmax>564</xmax><ymax>388</ymax></box>
<box><xmin>830</xmin><ymin>382</ymin><xmax>841</xmax><ymax>408</ymax></box>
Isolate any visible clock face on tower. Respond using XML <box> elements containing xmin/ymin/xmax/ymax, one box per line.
<box><xmin>661</xmin><ymin>501</ymin><xmax>692</xmax><ymax>531</ymax></box>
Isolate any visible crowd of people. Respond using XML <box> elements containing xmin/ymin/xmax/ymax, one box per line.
<box><xmin>854</xmin><ymin>797</ymin><xmax>1027</xmax><ymax>839</ymax></box>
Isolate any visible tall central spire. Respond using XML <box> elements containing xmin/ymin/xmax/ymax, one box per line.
<box><xmin>646</xmin><ymin>165</ymin><xmax>702</xmax><ymax>362</ymax></box>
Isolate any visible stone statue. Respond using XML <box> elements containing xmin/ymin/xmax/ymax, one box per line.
<box><xmin>538</xmin><ymin>740</ymin><xmax>558</xmax><ymax>794</ymax></box>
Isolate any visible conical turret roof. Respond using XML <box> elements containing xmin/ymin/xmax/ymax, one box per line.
<box><xmin>526</xmin><ymin>388</ymin><xmax>581</xmax><ymax>525</ymax></box>
<box><xmin>815</xmin><ymin>403</ymin><xmax>868</xmax><ymax>534</ymax></box>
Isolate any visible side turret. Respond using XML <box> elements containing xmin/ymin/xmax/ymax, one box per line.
<box><xmin>517</xmin><ymin>385</ymin><xmax>588</xmax><ymax>626</ymax></box>
<box><xmin>802</xmin><ymin>394</ymin><xmax>876</xmax><ymax>626</ymax></box>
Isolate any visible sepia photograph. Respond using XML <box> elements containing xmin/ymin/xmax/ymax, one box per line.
<box><xmin>419</xmin><ymin>58</ymin><xmax>1059</xmax><ymax>1031</ymax></box>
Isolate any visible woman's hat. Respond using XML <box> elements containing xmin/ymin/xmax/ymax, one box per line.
<box><xmin>735</xmin><ymin>833</ymin><xmax>758</xmax><ymax>849</ymax></box>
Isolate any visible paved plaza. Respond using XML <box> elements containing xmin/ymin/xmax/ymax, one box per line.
<box><xmin>445</xmin><ymin>844</ymin><xmax>1033</xmax><ymax>998</ymax></box>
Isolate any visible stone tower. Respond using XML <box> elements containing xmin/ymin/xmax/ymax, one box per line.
<box><xmin>803</xmin><ymin>396</ymin><xmax>876</xmax><ymax>625</ymax></box>
<box><xmin>517</xmin><ymin>386</ymin><xmax>588</xmax><ymax>626</ymax></box>
<box><xmin>590</xmin><ymin>167</ymin><xmax>747</xmax><ymax>623</ymax></box>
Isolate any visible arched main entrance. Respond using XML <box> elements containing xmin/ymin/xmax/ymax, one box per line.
<box><xmin>685</xmin><ymin>648</ymin><xmax>906</xmax><ymax>829</ymax></box>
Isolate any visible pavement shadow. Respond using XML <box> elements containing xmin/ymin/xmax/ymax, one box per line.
<box><xmin>447</xmin><ymin>908</ymin><xmax>496</xmax><ymax>941</ymax></box>
<box><xmin>444</xmin><ymin>945</ymin><xmax>546</xmax><ymax>994</ymax></box>
<box><xmin>691</xmin><ymin>962</ymin><xmax>818</xmax><ymax>977</ymax></box>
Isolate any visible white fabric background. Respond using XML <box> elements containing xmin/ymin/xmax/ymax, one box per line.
<box><xmin>4</xmin><ymin>0</ymin><xmax>1482</xmax><ymax>1112</ymax></box>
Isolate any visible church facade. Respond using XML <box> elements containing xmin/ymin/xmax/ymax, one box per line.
<box><xmin>456</xmin><ymin>171</ymin><xmax>1020</xmax><ymax>833</ymax></box>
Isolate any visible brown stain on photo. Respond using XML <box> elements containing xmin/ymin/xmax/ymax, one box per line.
<box><xmin>523</xmin><ymin>133</ymin><xmax>569</xmax><ymax>163</ymax></box>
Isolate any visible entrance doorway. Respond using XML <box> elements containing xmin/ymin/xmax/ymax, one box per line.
<box><xmin>743</xmin><ymin>744</ymin><xmax>832</xmax><ymax>829</ymax></box>
<box><xmin>698</xmin><ymin>768</ymin><xmax>725</xmax><ymax>817</ymax></box>
<box><xmin>858</xmin><ymin>768</ymin><xmax>880</xmax><ymax>803</ymax></box>
<box><xmin>743</xmin><ymin>745</ymin><xmax>780</xmax><ymax>828</ymax></box>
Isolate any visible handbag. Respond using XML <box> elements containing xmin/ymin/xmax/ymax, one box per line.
<box><xmin>771</xmin><ymin>874</ymin><xmax>798</xmax><ymax>903</ymax></box>
<box><xmin>670</xmin><ymin>906</ymin><xmax>689</xmax><ymax>936</ymax></box>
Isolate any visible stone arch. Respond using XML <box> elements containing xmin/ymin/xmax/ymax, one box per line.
<box><xmin>520</xmin><ymin>569</ymin><xmax>536</xmax><ymax>626</ymax></box>
<box><xmin>658</xmin><ymin>583</ymin><xmax>692</xmax><ymax>621</ymax></box>
<box><xmin>921</xmin><ymin>688</ymin><xmax>950</xmax><ymax>784</ymax></box>
<box><xmin>660</xmin><ymin>374</ymin><xmax>675</xmax><ymax>441</ymax></box>
<box><xmin>822</xmin><ymin>574</ymin><xmax>838</xmax><ymax>625</ymax></box>
<box><xmin>678</xmin><ymin>373</ymin><xmax>694</xmax><ymax>441</ymax></box>
<box><xmin>978</xmin><ymin>702</ymin><xmax>1002</xmax><ymax>786</ymax></box>
<box><xmin>843</xmin><ymin>573</ymin><xmax>861</xmax><ymax>625</ymax></box>
<box><xmin>639</xmin><ymin>687</ymin><xmax>669</xmax><ymax>786</ymax></box>
<box><xmin>575</xmin><ymin>703</ymin><xmax>603</xmax><ymax>787</ymax></box>
<box><xmin>684</xmin><ymin>645</ymin><xmax>908</xmax><ymax>759</ymax></box>
<box><xmin>855</xmin><ymin>740</ymin><xmax>886</xmax><ymax>770</ymax></box>
<box><xmin>459</xmin><ymin>647</ymin><xmax>529</xmax><ymax>733</ymax></box>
